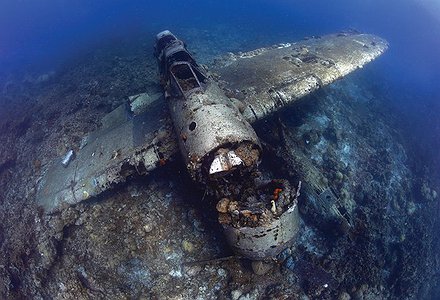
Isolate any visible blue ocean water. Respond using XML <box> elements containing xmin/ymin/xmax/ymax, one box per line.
<box><xmin>1</xmin><ymin>0</ymin><xmax>440</xmax><ymax>298</ymax></box>
<box><xmin>1</xmin><ymin>0</ymin><xmax>439</xmax><ymax>140</ymax></box>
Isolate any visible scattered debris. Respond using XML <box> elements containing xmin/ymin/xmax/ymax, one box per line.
<box><xmin>61</xmin><ymin>150</ymin><xmax>75</xmax><ymax>167</ymax></box>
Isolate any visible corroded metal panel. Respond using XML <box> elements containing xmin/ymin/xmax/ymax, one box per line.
<box><xmin>36</xmin><ymin>96</ymin><xmax>177</xmax><ymax>213</ymax></box>
<box><xmin>212</xmin><ymin>33</ymin><xmax>388</xmax><ymax>123</ymax></box>
<box><xmin>222</xmin><ymin>202</ymin><xmax>300</xmax><ymax>260</ymax></box>
<box><xmin>168</xmin><ymin>82</ymin><xmax>261</xmax><ymax>182</ymax></box>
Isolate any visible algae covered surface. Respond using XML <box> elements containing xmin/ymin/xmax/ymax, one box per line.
<box><xmin>1</xmin><ymin>2</ymin><xmax>440</xmax><ymax>299</ymax></box>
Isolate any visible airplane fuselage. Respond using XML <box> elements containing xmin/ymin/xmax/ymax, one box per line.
<box><xmin>154</xmin><ymin>30</ymin><xmax>300</xmax><ymax>260</ymax></box>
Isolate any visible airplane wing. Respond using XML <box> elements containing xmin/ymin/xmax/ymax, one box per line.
<box><xmin>36</xmin><ymin>92</ymin><xmax>178</xmax><ymax>213</ymax></box>
<box><xmin>36</xmin><ymin>32</ymin><xmax>387</xmax><ymax>213</ymax></box>
<box><xmin>211</xmin><ymin>32</ymin><xmax>388</xmax><ymax>123</ymax></box>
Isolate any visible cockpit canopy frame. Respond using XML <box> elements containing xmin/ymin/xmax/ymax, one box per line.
<box><xmin>155</xmin><ymin>30</ymin><xmax>207</xmax><ymax>99</ymax></box>
<box><xmin>169</xmin><ymin>61</ymin><xmax>206</xmax><ymax>98</ymax></box>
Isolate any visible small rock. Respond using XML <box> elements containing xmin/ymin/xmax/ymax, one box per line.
<box><xmin>335</xmin><ymin>171</ymin><xmax>344</xmax><ymax>181</ymax></box>
<box><xmin>231</xmin><ymin>290</ymin><xmax>242</xmax><ymax>300</ymax></box>
<box><xmin>239</xmin><ymin>289</ymin><xmax>259</xmax><ymax>300</ymax></box>
<box><xmin>277</xmin><ymin>247</ymin><xmax>292</xmax><ymax>262</ymax></box>
<box><xmin>182</xmin><ymin>240</ymin><xmax>195</xmax><ymax>253</ymax></box>
<box><xmin>188</xmin><ymin>209</ymin><xmax>205</xmax><ymax>232</ymax></box>
<box><xmin>284</xmin><ymin>256</ymin><xmax>295</xmax><ymax>271</ymax></box>
<box><xmin>143</xmin><ymin>223</ymin><xmax>153</xmax><ymax>233</ymax></box>
<box><xmin>251</xmin><ymin>260</ymin><xmax>272</xmax><ymax>275</ymax></box>
<box><xmin>74</xmin><ymin>216</ymin><xmax>85</xmax><ymax>226</ymax></box>
<box><xmin>227</xmin><ymin>201</ymin><xmax>239</xmax><ymax>213</ymax></box>
<box><xmin>218</xmin><ymin>213</ymin><xmax>232</xmax><ymax>224</ymax></box>
<box><xmin>216</xmin><ymin>198</ymin><xmax>230</xmax><ymax>213</ymax></box>
<box><xmin>407</xmin><ymin>201</ymin><xmax>416</xmax><ymax>215</ymax></box>
<box><xmin>338</xmin><ymin>291</ymin><xmax>351</xmax><ymax>300</ymax></box>
<box><xmin>217</xmin><ymin>268</ymin><xmax>227</xmax><ymax>277</ymax></box>
<box><xmin>58</xmin><ymin>282</ymin><xmax>67</xmax><ymax>292</ymax></box>
<box><xmin>169</xmin><ymin>269</ymin><xmax>183</xmax><ymax>278</ymax></box>
<box><xmin>320</xmin><ymin>176</ymin><xmax>329</xmax><ymax>185</ymax></box>
<box><xmin>184</xmin><ymin>265</ymin><xmax>202</xmax><ymax>276</ymax></box>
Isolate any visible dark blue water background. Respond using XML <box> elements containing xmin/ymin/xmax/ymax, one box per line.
<box><xmin>1</xmin><ymin>0</ymin><xmax>439</xmax><ymax>167</ymax></box>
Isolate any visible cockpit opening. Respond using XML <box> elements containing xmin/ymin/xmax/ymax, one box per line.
<box><xmin>170</xmin><ymin>62</ymin><xmax>206</xmax><ymax>96</ymax></box>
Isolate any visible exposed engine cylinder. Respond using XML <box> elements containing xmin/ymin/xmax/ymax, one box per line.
<box><xmin>155</xmin><ymin>30</ymin><xmax>261</xmax><ymax>182</ymax></box>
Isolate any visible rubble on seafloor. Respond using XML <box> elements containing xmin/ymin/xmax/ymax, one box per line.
<box><xmin>214</xmin><ymin>175</ymin><xmax>300</xmax><ymax>228</ymax></box>
<box><xmin>0</xmin><ymin>29</ymin><xmax>439</xmax><ymax>299</ymax></box>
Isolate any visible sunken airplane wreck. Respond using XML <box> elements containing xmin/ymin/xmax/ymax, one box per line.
<box><xmin>36</xmin><ymin>30</ymin><xmax>388</xmax><ymax>260</ymax></box>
